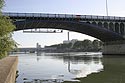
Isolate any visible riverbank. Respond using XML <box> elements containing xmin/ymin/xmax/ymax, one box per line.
<box><xmin>0</xmin><ymin>56</ymin><xmax>18</xmax><ymax>83</ymax></box>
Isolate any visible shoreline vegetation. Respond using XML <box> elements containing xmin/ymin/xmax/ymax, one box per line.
<box><xmin>44</xmin><ymin>39</ymin><xmax>103</xmax><ymax>53</ymax></box>
<box><xmin>0</xmin><ymin>0</ymin><xmax>16</xmax><ymax>59</ymax></box>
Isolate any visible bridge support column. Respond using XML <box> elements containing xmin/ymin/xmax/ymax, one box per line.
<box><xmin>102</xmin><ymin>40</ymin><xmax>125</xmax><ymax>55</ymax></box>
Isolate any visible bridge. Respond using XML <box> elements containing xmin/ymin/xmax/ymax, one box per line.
<box><xmin>3</xmin><ymin>12</ymin><xmax>125</xmax><ymax>55</ymax></box>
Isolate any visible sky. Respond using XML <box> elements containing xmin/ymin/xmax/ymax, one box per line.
<box><xmin>3</xmin><ymin>0</ymin><xmax>125</xmax><ymax>48</ymax></box>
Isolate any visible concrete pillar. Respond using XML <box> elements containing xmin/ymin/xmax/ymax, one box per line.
<box><xmin>102</xmin><ymin>40</ymin><xmax>125</xmax><ymax>55</ymax></box>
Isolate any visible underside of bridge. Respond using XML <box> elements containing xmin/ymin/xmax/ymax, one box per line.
<box><xmin>15</xmin><ymin>20</ymin><xmax>124</xmax><ymax>42</ymax></box>
<box><xmin>14</xmin><ymin>20</ymin><xmax>125</xmax><ymax>55</ymax></box>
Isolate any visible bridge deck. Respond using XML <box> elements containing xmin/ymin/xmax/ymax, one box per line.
<box><xmin>2</xmin><ymin>12</ymin><xmax>125</xmax><ymax>21</ymax></box>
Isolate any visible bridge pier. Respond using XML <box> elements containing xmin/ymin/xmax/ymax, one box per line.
<box><xmin>103</xmin><ymin>40</ymin><xmax>125</xmax><ymax>55</ymax></box>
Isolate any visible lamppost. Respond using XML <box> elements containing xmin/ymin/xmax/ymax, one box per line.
<box><xmin>106</xmin><ymin>0</ymin><xmax>108</xmax><ymax>16</ymax></box>
<box><xmin>68</xmin><ymin>31</ymin><xmax>69</xmax><ymax>41</ymax></box>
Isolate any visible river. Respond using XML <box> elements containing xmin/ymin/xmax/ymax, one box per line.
<box><xmin>10</xmin><ymin>52</ymin><xmax>125</xmax><ymax>83</ymax></box>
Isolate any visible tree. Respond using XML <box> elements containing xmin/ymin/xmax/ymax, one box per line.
<box><xmin>73</xmin><ymin>41</ymin><xmax>83</xmax><ymax>49</ymax></box>
<box><xmin>92</xmin><ymin>40</ymin><xmax>103</xmax><ymax>51</ymax></box>
<box><xmin>82</xmin><ymin>39</ymin><xmax>93</xmax><ymax>51</ymax></box>
<box><xmin>0</xmin><ymin>0</ymin><xmax>16</xmax><ymax>58</ymax></box>
<box><xmin>0</xmin><ymin>0</ymin><xmax>4</xmax><ymax>10</ymax></box>
<box><xmin>92</xmin><ymin>40</ymin><xmax>100</xmax><ymax>50</ymax></box>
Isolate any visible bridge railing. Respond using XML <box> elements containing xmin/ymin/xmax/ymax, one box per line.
<box><xmin>2</xmin><ymin>12</ymin><xmax>125</xmax><ymax>21</ymax></box>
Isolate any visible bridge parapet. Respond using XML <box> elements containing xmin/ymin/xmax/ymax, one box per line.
<box><xmin>2</xmin><ymin>12</ymin><xmax>125</xmax><ymax>21</ymax></box>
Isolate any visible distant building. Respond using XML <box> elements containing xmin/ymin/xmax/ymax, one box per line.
<box><xmin>63</xmin><ymin>39</ymin><xmax>78</xmax><ymax>44</ymax></box>
<box><xmin>63</xmin><ymin>40</ymin><xmax>70</xmax><ymax>44</ymax></box>
<box><xmin>36</xmin><ymin>43</ymin><xmax>41</xmax><ymax>49</ymax></box>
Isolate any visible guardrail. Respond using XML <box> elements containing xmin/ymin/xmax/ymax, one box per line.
<box><xmin>2</xmin><ymin>12</ymin><xmax>125</xmax><ymax>20</ymax></box>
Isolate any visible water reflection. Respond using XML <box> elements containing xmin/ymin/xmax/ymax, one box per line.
<box><xmin>14</xmin><ymin>52</ymin><xmax>103</xmax><ymax>83</ymax></box>
<box><xmin>36</xmin><ymin>52</ymin><xmax>42</xmax><ymax>62</ymax></box>
<box><xmin>65</xmin><ymin>53</ymin><xmax>103</xmax><ymax>78</ymax></box>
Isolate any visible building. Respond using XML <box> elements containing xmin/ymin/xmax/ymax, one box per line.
<box><xmin>63</xmin><ymin>40</ymin><xmax>70</xmax><ymax>44</ymax></box>
<box><xmin>63</xmin><ymin>39</ymin><xmax>78</xmax><ymax>44</ymax></box>
<box><xmin>36</xmin><ymin>43</ymin><xmax>41</xmax><ymax>49</ymax></box>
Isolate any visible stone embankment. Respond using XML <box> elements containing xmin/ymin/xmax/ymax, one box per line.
<box><xmin>0</xmin><ymin>56</ymin><xmax>18</xmax><ymax>83</ymax></box>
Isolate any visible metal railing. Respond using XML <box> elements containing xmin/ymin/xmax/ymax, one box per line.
<box><xmin>2</xmin><ymin>12</ymin><xmax>125</xmax><ymax>20</ymax></box>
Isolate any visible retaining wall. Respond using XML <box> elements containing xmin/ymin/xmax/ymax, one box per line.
<box><xmin>0</xmin><ymin>56</ymin><xmax>18</xmax><ymax>83</ymax></box>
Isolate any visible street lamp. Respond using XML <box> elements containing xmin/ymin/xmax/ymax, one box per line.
<box><xmin>106</xmin><ymin>0</ymin><xmax>109</xmax><ymax>16</ymax></box>
<box><xmin>68</xmin><ymin>31</ymin><xmax>69</xmax><ymax>41</ymax></box>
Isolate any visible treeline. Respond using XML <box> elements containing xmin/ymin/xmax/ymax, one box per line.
<box><xmin>45</xmin><ymin>39</ymin><xmax>103</xmax><ymax>52</ymax></box>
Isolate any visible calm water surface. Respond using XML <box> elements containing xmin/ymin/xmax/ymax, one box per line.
<box><xmin>11</xmin><ymin>52</ymin><xmax>103</xmax><ymax>83</ymax></box>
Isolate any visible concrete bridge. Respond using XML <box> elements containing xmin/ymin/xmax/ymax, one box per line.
<box><xmin>3</xmin><ymin>12</ymin><xmax>125</xmax><ymax>55</ymax></box>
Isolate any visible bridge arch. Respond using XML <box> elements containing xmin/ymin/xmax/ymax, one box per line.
<box><xmin>104</xmin><ymin>22</ymin><xmax>108</xmax><ymax>29</ymax></box>
<box><xmin>92</xmin><ymin>21</ymin><xmax>97</xmax><ymax>25</ymax></box>
<box><xmin>120</xmin><ymin>23</ymin><xmax>124</xmax><ymax>35</ymax></box>
<box><xmin>115</xmin><ymin>23</ymin><xmax>120</xmax><ymax>33</ymax></box>
<box><xmin>15</xmin><ymin>20</ymin><xmax>124</xmax><ymax>42</ymax></box>
<box><xmin>98</xmin><ymin>22</ymin><xmax>103</xmax><ymax>27</ymax></box>
<box><xmin>86</xmin><ymin>21</ymin><xmax>91</xmax><ymax>24</ymax></box>
<box><xmin>109</xmin><ymin>22</ymin><xmax>114</xmax><ymax>31</ymax></box>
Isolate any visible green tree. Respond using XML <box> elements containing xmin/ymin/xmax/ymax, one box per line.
<box><xmin>92</xmin><ymin>40</ymin><xmax>103</xmax><ymax>51</ymax></box>
<box><xmin>82</xmin><ymin>39</ymin><xmax>93</xmax><ymax>51</ymax></box>
<box><xmin>0</xmin><ymin>0</ymin><xmax>4</xmax><ymax>10</ymax></box>
<box><xmin>92</xmin><ymin>40</ymin><xmax>100</xmax><ymax>50</ymax></box>
<box><xmin>73</xmin><ymin>41</ymin><xmax>83</xmax><ymax>49</ymax></box>
<box><xmin>0</xmin><ymin>0</ymin><xmax>16</xmax><ymax>58</ymax></box>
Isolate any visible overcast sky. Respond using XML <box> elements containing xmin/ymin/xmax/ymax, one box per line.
<box><xmin>3</xmin><ymin>0</ymin><xmax>125</xmax><ymax>47</ymax></box>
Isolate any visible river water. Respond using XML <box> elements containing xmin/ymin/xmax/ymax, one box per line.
<box><xmin>10</xmin><ymin>52</ymin><xmax>125</xmax><ymax>83</ymax></box>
